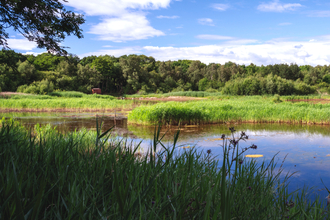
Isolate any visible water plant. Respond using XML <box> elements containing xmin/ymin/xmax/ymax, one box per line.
<box><xmin>0</xmin><ymin>118</ymin><xmax>329</xmax><ymax>219</ymax></box>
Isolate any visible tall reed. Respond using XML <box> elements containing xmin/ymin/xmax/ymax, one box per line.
<box><xmin>0</xmin><ymin>119</ymin><xmax>328</xmax><ymax>219</ymax></box>
<box><xmin>128</xmin><ymin>98</ymin><xmax>330</xmax><ymax>125</ymax></box>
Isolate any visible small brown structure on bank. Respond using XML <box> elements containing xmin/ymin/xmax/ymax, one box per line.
<box><xmin>92</xmin><ymin>88</ymin><xmax>102</xmax><ymax>94</ymax></box>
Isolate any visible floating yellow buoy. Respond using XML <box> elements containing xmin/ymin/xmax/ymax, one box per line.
<box><xmin>245</xmin><ymin>154</ymin><xmax>263</xmax><ymax>158</ymax></box>
<box><xmin>182</xmin><ymin>146</ymin><xmax>191</xmax><ymax>149</ymax></box>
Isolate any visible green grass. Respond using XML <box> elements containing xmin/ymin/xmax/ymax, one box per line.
<box><xmin>0</xmin><ymin>94</ymin><xmax>133</xmax><ymax>110</ymax></box>
<box><xmin>0</xmin><ymin>119</ymin><xmax>329</xmax><ymax>219</ymax></box>
<box><xmin>124</xmin><ymin>91</ymin><xmax>224</xmax><ymax>98</ymax></box>
<box><xmin>128</xmin><ymin>96</ymin><xmax>330</xmax><ymax>125</ymax></box>
<box><xmin>48</xmin><ymin>91</ymin><xmax>86</xmax><ymax>98</ymax></box>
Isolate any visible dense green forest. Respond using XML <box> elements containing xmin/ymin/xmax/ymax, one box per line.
<box><xmin>1</xmin><ymin>49</ymin><xmax>329</xmax><ymax>95</ymax></box>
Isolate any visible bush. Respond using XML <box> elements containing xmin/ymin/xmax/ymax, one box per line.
<box><xmin>17</xmin><ymin>79</ymin><xmax>54</xmax><ymax>94</ymax></box>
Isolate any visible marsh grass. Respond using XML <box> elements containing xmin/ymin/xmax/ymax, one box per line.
<box><xmin>0</xmin><ymin>94</ymin><xmax>132</xmax><ymax>110</ymax></box>
<box><xmin>128</xmin><ymin>97</ymin><xmax>330</xmax><ymax>125</ymax></box>
<box><xmin>48</xmin><ymin>91</ymin><xmax>86</xmax><ymax>98</ymax></box>
<box><xmin>0</xmin><ymin>118</ymin><xmax>329</xmax><ymax>219</ymax></box>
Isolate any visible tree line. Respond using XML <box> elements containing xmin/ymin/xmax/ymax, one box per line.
<box><xmin>1</xmin><ymin>49</ymin><xmax>329</xmax><ymax>95</ymax></box>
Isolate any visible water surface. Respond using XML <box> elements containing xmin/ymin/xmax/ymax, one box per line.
<box><xmin>2</xmin><ymin>111</ymin><xmax>330</xmax><ymax>204</ymax></box>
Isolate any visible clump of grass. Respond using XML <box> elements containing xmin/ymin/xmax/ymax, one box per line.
<box><xmin>272</xmin><ymin>94</ymin><xmax>283</xmax><ymax>103</ymax></box>
<box><xmin>0</xmin><ymin>119</ymin><xmax>328</xmax><ymax>219</ymax></box>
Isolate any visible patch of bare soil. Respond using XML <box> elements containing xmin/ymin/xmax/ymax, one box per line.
<box><xmin>289</xmin><ymin>99</ymin><xmax>330</xmax><ymax>104</ymax></box>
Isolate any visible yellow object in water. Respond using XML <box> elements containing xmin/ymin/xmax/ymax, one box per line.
<box><xmin>182</xmin><ymin>146</ymin><xmax>191</xmax><ymax>149</ymax></box>
<box><xmin>327</xmin><ymin>154</ymin><xmax>330</xmax><ymax>157</ymax></box>
<box><xmin>245</xmin><ymin>154</ymin><xmax>263</xmax><ymax>158</ymax></box>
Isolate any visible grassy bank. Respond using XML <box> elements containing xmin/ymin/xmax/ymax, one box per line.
<box><xmin>0</xmin><ymin>119</ymin><xmax>329</xmax><ymax>219</ymax></box>
<box><xmin>0</xmin><ymin>93</ymin><xmax>135</xmax><ymax>111</ymax></box>
<box><xmin>128</xmin><ymin>96</ymin><xmax>330</xmax><ymax>125</ymax></box>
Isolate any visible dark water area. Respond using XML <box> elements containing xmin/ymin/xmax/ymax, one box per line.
<box><xmin>2</xmin><ymin>111</ymin><xmax>330</xmax><ymax>205</ymax></box>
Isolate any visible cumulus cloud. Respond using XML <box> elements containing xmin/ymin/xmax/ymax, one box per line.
<box><xmin>142</xmin><ymin>40</ymin><xmax>330</xmax><ymax>66</ymax></box>
<box><xmin>64</xmin><ymin>0</ymin><xmax>170</xmax><ymax>42</ymax></box>
<box><xmin>64</xmin><ymin>0</ymin><xmax>172</xmax><ymax>16</ymax></box>
<box><xmin>257</xmin><ymin>0</ymin><xmax>302</xmax><ymax>12</ymax></box>
<box><xmin>212</xmin><ymin>3</ymin><xmax>230</xmax><ymax>11</ymax></box>
<box><xmin>198</xmin><ymin>18</ymin><xmax>215</xmax><ymax>26</ymax></box>
<box><xmin>7</xmin><ymin>39</ymin><xmax>37</xmax><ymax>51</ymax></box>
<box><xmin>89</xmin><ymin>13</ymin><xmax>164</xmax><ymax>41</ymax></box>
<box><xmin>83</xmin><ymin>36</ymin><xmax>330</xmax><ymax>66</ymax></box>
<box><xmin>157</xmin><ymin>15</ymin><xmax>179</xmax><ymax>19</ymax></box>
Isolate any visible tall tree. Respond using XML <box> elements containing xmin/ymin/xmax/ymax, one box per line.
<box><xmin>0</xmin><ymin>0</ymin><xmax>85</xmax><ymax>55</ymax></box>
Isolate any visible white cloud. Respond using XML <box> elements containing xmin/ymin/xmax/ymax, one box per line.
<box><xmin>196</xmin><ymin>35</ymin><xmax>233</xmax><ymax>40</ymax></box>
<box><xmin>81</xmin><ymin>31</ymin><xmax>330</xmax><ymax>66</ymax></box>
<box><xmin>157</xmin><ymin>15</ymin><xmax>179</xmax><ymax>19</ymax></box>
<box><xmin>80</xmin><ymin>47</ymin><xmax>142</xmax><ymax>58</ymax></box>
<box><xmin>198</xmin><ymin>18</ymin><xmax>215</xmax><ymax>26</ymax></box>
<box><xmin>278</xmin><ymin>22</ymin><xmax>292</xmax><ymax>26</ymax></box>
<box><xmin>212</xmin><ymin>3</ymin><xmax>230</xmax><ymax>11</ymax></box>
<box><xmin>7</xmin><ymin>39</ymin><xmax>37</xmax><ymax>51</ymax></box>
<box><xmin>64</xmin><ymin>0</ymin><xmax>170</xmax><ymax>42</ymax></box>
<box><xmin>142</xmin><ymin>40</ymin><xmax>330</xmax><ymax>66</ymax></box>
<box><xmin>23</xmin><ymin>51</ymin><xmax>45</xmax><ymax>56</ymax></box>
<box><xmin>89</xmin><ymin>13</ymin><xmax>164</xmax><ymax>41</ymax></box>
<box><xmin>257</xmin><ymin>0</ymin><xmax>302</xmax><ymax>12</ymax></box>
<box><xmin>308</xmin><ymin>10</ymin><xmax>330</xmax><ymax>17</ymax></box>
<box><xmin>64</xmin><ymin>0</ymin><xmax>172</xmax><ymax>16</ymax></box>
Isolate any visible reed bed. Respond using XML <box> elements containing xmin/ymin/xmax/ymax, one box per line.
<box><xmin>0</xmin><ymin>119</ymin><xmax>329</xmax><ymax>219</ymax></box>
<box><xmin>128</xmin><ymin>97</ymin><xmax>330</xmax><ymax>125</ymax></box>
<box><xmin>0</xmin><ymin>94</ymin><xmax>134</xmax><ymax>110</ymax></box>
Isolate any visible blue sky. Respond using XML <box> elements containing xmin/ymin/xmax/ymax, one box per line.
<box><xmin>6</xmin><ymin>0</ymin><xmax>330</xmax><ymax>65</ymax></box>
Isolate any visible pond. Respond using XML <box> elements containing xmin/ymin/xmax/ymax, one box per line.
<box><xmin>2</xmin><ymin>111</ymin><xmax>330</xmax><ymax>204</ymax></box>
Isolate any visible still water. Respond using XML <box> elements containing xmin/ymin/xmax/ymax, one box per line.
<box><xmin>2</xmin><ymin>111</ymin><xmax>330</xmax><ymax>204</ymax></box>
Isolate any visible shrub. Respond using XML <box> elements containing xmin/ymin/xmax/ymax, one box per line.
<box><xmin>17</xmin><ymin>79</ymin><xmax>54</xmax><ymax>94</ymax></box>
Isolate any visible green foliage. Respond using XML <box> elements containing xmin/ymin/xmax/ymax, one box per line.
<box><xmin>17</xmin><ymin>79</ymin><xmax>54</xmax><ymax>95</ymax></box>
<box><xmin>0</xmin><ymin>50</ymin><xmax>327</xmax><ymax>96</ymax></box>
<box><xmin>0</xmin><ymin>1</ymin><xmax>84</xmax><ymax>55</ymax></box>
<box><xmin>198</xmin><ymin>78</ymin><xmax>209</xmax><ymax>91</ymax></box>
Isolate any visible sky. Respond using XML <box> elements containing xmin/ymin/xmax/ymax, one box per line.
<box><xmin>6</xmin><ymin>0</ymin><xmax>330</xmax><ymax>66</ymax></box>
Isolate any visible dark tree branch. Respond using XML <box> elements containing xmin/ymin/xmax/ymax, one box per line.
<box><xmin>0</xmin><ymin>0</ymin><xmax>85</xmax><ymax>55</ymax></box>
